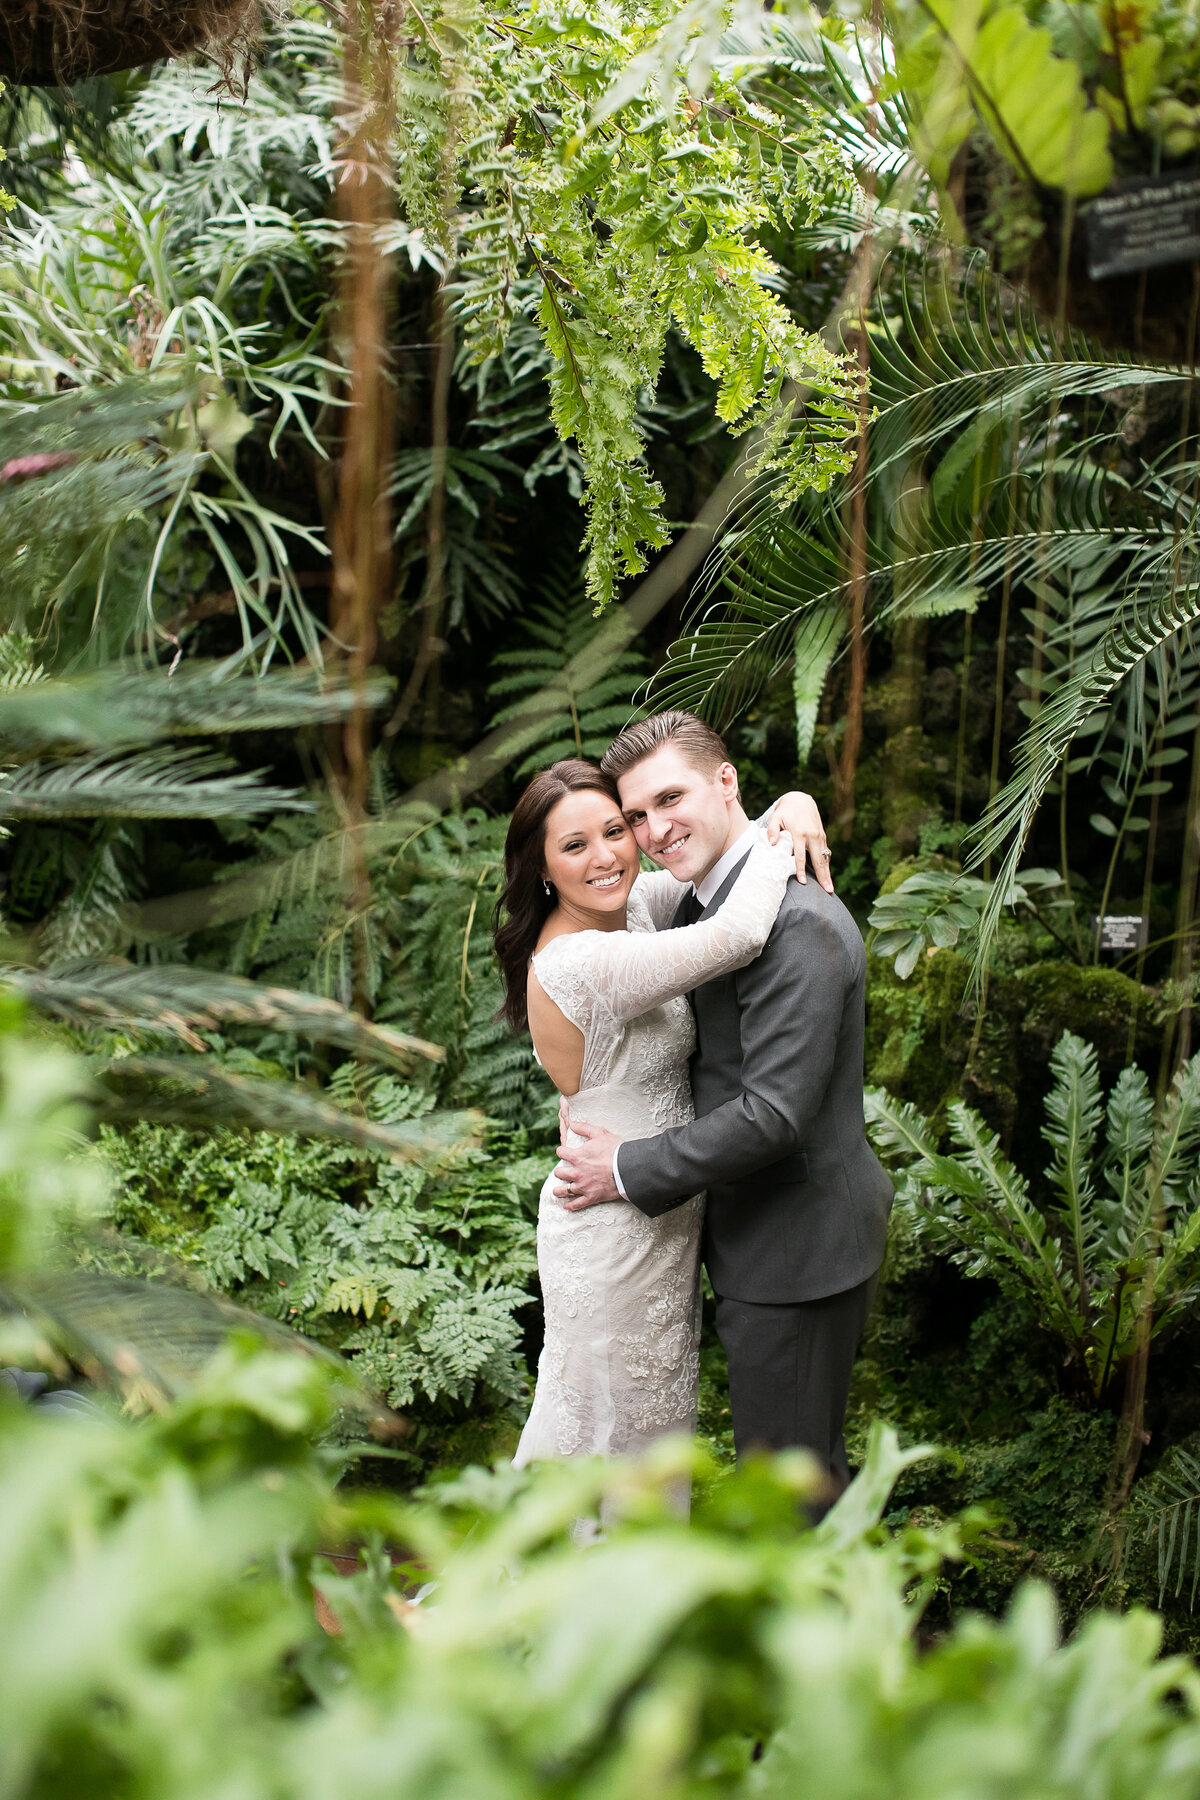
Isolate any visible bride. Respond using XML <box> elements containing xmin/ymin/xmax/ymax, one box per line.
<box><xmin>494</xmin><ymin>757</ymin><xmax>828</xmax><ymax>1466</ymax></box>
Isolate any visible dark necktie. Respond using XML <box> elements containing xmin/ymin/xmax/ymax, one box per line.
<box><xmin>686</xmin><ymin>890</ymin><xmax>704</xmax><ymax>924</ymax></box>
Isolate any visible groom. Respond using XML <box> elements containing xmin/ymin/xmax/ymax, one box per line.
<box><xmin>554</xmin><ymin>710</ymin><xmax>892</xmax><ymax>1497</ymax></box>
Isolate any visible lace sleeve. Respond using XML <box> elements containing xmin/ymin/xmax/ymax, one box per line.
<box><xmin>532</xmin><ymin>835</ymin><xmax>794</xmax><ymax>1029</ymax></box>
<box><xmin>630</xmin><ymin>866</ymin><xmax>686</xmax><ymax>931</ymax></box>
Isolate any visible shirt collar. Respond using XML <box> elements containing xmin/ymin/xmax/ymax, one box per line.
<box><xmin>693</xmin><ymin>823</ymin><xmax>758</xmax><ymax>909</ymax></box>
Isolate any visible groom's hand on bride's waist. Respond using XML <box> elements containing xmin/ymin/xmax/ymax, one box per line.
<box><xmin>555</xmin><ymin>1119</ymin><xmax>623</xmax><ymax>1210</ymax></box>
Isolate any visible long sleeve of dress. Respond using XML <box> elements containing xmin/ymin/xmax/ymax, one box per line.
<box><xmin>531</xmin><ymin>834</ymin><xmax>793</xmax><ymax>1032</ymax></box>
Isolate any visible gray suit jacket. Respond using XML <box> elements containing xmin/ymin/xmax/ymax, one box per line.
<box><xmin>618</xmin><ymin>856</ymin><xmax>893</xmax><ymax>1304</ymax></box>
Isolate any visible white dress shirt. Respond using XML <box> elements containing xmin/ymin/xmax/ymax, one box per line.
<box><xmin>611</xmin><ymin>823</ymin><xmax>759</xmax><ymax>1198</ymax></box>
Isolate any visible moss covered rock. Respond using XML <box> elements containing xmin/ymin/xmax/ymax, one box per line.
<box><xmin>866</xmin><ymin>948</ymin><xmax>1161</xmax><ymax>1149</ymax></box>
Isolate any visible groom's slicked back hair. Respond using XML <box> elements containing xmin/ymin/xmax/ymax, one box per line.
<box><xmin>601</xmin><ymin>710</ymin><xmax>729</xmax><ymax>783</ymax></box>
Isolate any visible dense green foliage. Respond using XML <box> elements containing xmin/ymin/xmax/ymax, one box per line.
<box><xmin>96</xmin><ymin>1082</ymin><xmax>543</xmax><ymax>1433</ymax></box>
<box><xmin>1</xmin><ymin>0</ymin><xmax>1199</xmax><ymax>1716</ymax></box>
<box><xmin>19</xmin><ymin>1344</ymin><xmax>1200</xmax><ymax>1800</ymax></box>
<box><xmin>867</xmin><ymin>1029</ymin><xmax>1200</xmax><ymax>1401</ymax></box>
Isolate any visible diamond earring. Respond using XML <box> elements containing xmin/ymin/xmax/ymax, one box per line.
<box><xmin>542</xmin><ymin>879</ymin><xmax>552</xmax><ymax>896</ymax></box>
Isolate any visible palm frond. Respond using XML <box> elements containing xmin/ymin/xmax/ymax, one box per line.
<box><xmin>0</xmin><ymin>663</ymin><xmax>392</xmax><ymax>752</ymax></box>
<box><xmin>969</xmin><ymin>550</ymin><xmax>1200</xmax><ymax>973</ymax></box>
<box><xmin>0</xmin><ymin>749</ymin><xmax>309</xmax><ymax>819</ymax></box>
<box><xmin>90</xmin><ymin>1052</ymin><xmax>482</xmax><ymax>1160</ymax></box>
<box><xmin>1133</xmin><ymin>1442</ymin><xmax>1200</xmax><ymax>1610</ymax></box>
<box><xmin>645</xmin><ymin>252</ymin><xmax>1189</xmax><ymax>726</ymax></box>
<box><xmin>2</xmin><ymin>960</ymin><xmax>442</xmax><ymax>1067</ymax></box>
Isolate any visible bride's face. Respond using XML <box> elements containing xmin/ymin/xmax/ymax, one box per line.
<box><xmin>541</xmin><ymin>790</ymin><xmax>639</xmax><ymax>920</ymax></box>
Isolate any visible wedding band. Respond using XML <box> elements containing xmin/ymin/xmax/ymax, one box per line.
<box><xmin>820</xmin><ymin>849</ymin><xmax>831</xmax><ymax>859</ymax></box>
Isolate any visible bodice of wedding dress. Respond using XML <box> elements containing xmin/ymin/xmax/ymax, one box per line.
<box><xmin>512</xmin><ymin>834</ymin><xmax>793</xmax><ymax>1466</ymax></box>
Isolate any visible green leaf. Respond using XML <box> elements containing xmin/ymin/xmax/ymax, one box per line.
<box><xmin>792</xmin><ymin>602</ymin><xmax>844</xmax><ymax>770</ymax></box>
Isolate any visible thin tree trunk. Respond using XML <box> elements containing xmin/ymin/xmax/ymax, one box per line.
<box><xmin>833</xmin><ymin>326</ymin><xmax>870</xmax><ymax>839</ymax></box>
<box><xmin>329</xmin><ymin>0</ymin><xmax>398</xmax><ymax>1013</ymax></box>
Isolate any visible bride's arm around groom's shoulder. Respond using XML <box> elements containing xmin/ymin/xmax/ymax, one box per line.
<box><xmin>630</xmin><ymin>791</ymin><xmax>833</xmax><ymax>933</ymax></box>
<box><xmin>538</xmin><ymin>835</ymin><xmax>795</xmax><ymax>1033</ymax></box>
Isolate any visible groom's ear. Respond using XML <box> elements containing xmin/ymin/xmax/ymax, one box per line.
<box><xmin>717</xmin><ymin>760</ymin><xmax>740</xmax><ymax>803</ymax></box>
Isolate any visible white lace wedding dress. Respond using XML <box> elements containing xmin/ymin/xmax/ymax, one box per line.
<box><xmin>512</xmin><ymin>834</ymin><xmax>793</xmax><ymax>1467</ymax></box>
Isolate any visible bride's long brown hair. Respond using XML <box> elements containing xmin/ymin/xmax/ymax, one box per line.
<box><xmin>495</xmin><ymin>759</ymin><xmax>624</xmax><ymax>1033</ymax></box>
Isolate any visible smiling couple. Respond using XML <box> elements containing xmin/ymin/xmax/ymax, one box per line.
<box><xmin>493</xmin><ymin>710</ymin><xmax>892</xmax><ymax>1506</ymax></box>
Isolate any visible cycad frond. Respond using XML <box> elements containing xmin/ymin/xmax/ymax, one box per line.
<box><xmin>90</xmin><ymin>1052</ymin><xmax>481</xmax><ymax>1160</ymax></box>
<box><xmin>6</xmin><ymin>1268</ymin><xmax>386</xmax><ymax>1420</ymax></box>
<box><xmin>868</xmin><ymin>1035</ymin><xmax>1200</xmax><ymax>1398</ymax></box>
<box><xmin>1099</xmin><ymin>1067</ymin><xmax>1155</xmax><ymax>1258</ymax></box>
<box><xmin>0</xmin><ymin>664</ymin><xmax>392</xmax><ymax>752</ymax></box>
<box><xmin>1133</xmin><ymin>1442</ymin><xmax>1200</xmax><ymax>1609</ymax></box>
<box><xmin>3</xmin><ymin>960</ymin><xmax>442</xmax><ymax>1068</ymax></box>
<box><xmin>1043</xmin><ymin>1032</ymin><xmax>1104</xmax><ymax>1288</ymax></box>
<box><xmin>0</xmin><ymin>749</ymin><xmax>308</xmax><ymax>820</ymax></box>
<box><xmin>645</xmin><ymin>252</ymin><xmax>1188</xmax><ymax>726</ymax></box>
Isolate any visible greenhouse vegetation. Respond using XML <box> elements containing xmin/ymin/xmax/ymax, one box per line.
<box><xmin>3</xmin><ymin>0</ymin><xmax>1200</xmax><ymax>1786</ymax></box>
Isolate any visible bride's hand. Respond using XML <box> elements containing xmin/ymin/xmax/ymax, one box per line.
<box><xmin>766</xmin><ymin>791</ymin><xmax>834</xmax><ymax>894</ymax></box>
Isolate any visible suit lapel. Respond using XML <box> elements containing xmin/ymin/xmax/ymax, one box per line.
<box><xmin>696</xmin><ymin>850</ymin><xmax>752</xmax><ymax>921</ymax></box>
<box><xmin>676</xmin><ymin>850</ymin><xmax>755</xmax><ymax>1022</ymax></box>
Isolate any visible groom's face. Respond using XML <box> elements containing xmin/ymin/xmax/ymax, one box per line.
<box><xmin>617</xmin><ymin>744</ymin><xmax>740</xmax><ymax>885</ymax></box>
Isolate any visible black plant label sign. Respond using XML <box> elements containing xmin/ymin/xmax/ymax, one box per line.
<box><xmin>1085</xmin><ymin>168</ymin><xmax>1200</xmax><ymax>279</ymax></box>
<box><xmin>1093</xmin><ymin>914</ymin><xmax>1149</xmax><ymax>953</ymax></box>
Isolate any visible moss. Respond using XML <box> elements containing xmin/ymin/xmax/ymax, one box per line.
<box><xmin>866</xmin><ymin>949</ymin><xmax>1161</xmax><ymax>1149</ymax></box>
<box><xmin>865</xmin><ymin>948</ymin><xmax>1021</xmax><ymax>1133</ymax></box>
<box><xmin>1014</xmin><ymin>961</ymin><xmax>1158</xmax><ymax>1071</ymax></box>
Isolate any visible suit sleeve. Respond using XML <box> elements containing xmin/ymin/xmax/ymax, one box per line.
<box><xmin>617</xmin><ymin>903</ymin><xmax>849</xmax><ymax>1216</ymax></box>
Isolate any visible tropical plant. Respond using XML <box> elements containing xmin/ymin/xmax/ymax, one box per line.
<box><xmin>0</xmin><ymin>22</ymin><xmax>340</xmax><ymax>668</ymax></box>
<box><xmin>868</xmin><ymin>864</ymin><xmax>1076</xmax><ymax>976</ymax></box>
<box><xmin>0</xmin><ymin>645</ymin><xmax>503</xmax><ymax>1151</ymax></box>
<box><xmin>96</xmin><ymin>1062</ymin><xmax>543</xmax><ymax>1420</ymax></box>
<box><xmin>382</xmin><ymin>808</ymin><xmax>556</xmax><ymax>1126</ymax></box>
<box><xmin>1133</xmin><ymin>1437</ymin><xmax>1200</xmax><ymax>1611</ymax></box>
<box><xmin>386</xmin><ymin>0</ymin><xmax>859</xmax><ymax>608</ymax></box>
<box><xmin>865</xmin><ymin>1029</ymin><xmax>1200</xmax><ymax>1403</ymax></box>
<box><xmin>651</xmin><ymin>239</ymin><xmax>1199</xmax><ymax>972</ymax></box>
<box><xmin>890</xmin><ymin>0</ymin><xmax>1200</xmax><ymax>216</ymax></box>
<box><xmin>6</xmin><ymin>1376</ymin><xmax>1200</xmax><ymax>1800</ymax></box>
<box><xmin>0</xmin><ymin>982</ymin><xmax>390</xmax><ymax>1415</ymax></box>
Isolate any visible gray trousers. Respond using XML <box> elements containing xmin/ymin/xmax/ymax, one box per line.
<box><xmin>713</xmin><ymin>1274</ymin><xmax>876</xmax><ymax>1493</ymax></box>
